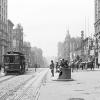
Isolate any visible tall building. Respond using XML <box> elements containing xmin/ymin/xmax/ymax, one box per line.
<box><xmin>23</xmin><ymin>42</ymin><xmax>31</xmax><ymax>67</ymax></box>
<box><xmin>7</xmin><ymin>20</ymin><xmax>14</xmax><ymax>51</ymax></box>
<box><xmin>0</xmin><ymin>0</ymin><xmax>8</xmax><ymax>63</ymax></box>
<box><xmin>95</xmin><ymin>0</ymin><xmax>100</xmax><ymax>22</ymax></box>
<box><xmin>57</xmin><ymin>30</ymin><xmax>71</xmax><ymax>61</ymax></box>
<box><xmin>12</xmin><ymin>24</ymin><xmax>23</xmax><ymax>53</ymax></box>
<box><xmin>94</xmin><ymin>0</ymin><xmax>100</xmax><ymax>65</ymax></box>
<box><xmin>57</xmin><ymin>42</ymin><xmax>64</xmax><ymax>60</ymax></box>
<box><xmin>63</xmin><ymin>30</ymin><xmax>71</xmax><ymax>61</ymax></box>
<box><xmin>95</xmin><ymin>0</ymin><xmax>100</xmax><ymax>35</ymax></box>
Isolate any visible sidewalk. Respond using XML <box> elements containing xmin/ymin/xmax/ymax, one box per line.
<box><xmin>38</xmin><ymin>69</ymin><xmax>100</xmax><ymax>100</ymax></box>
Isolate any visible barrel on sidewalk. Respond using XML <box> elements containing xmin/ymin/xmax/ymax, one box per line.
<box><xmin>58</xmin><ymin>68</ymin><xmax>71</xmax><ymax>80</ymax></box>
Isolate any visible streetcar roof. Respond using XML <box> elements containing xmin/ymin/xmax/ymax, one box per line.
<box><xmin>3</xmin><ymin>54</ymin><xmax>19</xmax><ymax>56</ymax></box>
<box><xmin>7</xmin><ymin>51</ymin><xmax>24</xmax><ymax>55</ymax></box>
<box><xmin>3</xmin><ymin>51</ymin><xmax>25</xmax><ymax>56</ymax></box>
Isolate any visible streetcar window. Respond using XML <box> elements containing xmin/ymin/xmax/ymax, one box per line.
<box><xmin>14</xmin><ymin>56</ymin><xmax>20</xmax><ymax>63</ymax></box>
<box><xmin>4</xmin><ymin>56</ymin><xmax>10</xmax><ymax>63</ymax></box>
<box><xmin>4</xmin><ymin>55</ymin><xmax>20</xmax><ymax>63</ymax></box>
<box><xmin>9</xmin><ymin>56</ymin><xmax>14</xmax><ymax>63</ymax></box>
<box><xmin>4</xmin><ymin>56</ymin><xmax>15</xmax><ymax>63</ymax></box>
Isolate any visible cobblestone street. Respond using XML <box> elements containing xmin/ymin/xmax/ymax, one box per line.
<box><xmin>0</xmin><ymin>68</ymin><xmax>48</xmax><ymax>100</ymax></box>
<box><xmin>39</xmin><ymin>69</ymin><xmax>100</xmax><ymax>100</ymax></box>
<box><xmin>0</xmin><ymin>0</ymin><xmax>99</xmax><ymax>100</ymax></box>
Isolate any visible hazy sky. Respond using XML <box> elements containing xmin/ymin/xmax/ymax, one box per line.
<box><xmin>8</xmin><ymin>0</ymin><xmax>94</xmax><ymax>57</ymax></box>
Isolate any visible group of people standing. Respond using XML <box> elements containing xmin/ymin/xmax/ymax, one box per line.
<box><xmin>49</xmin><ymin>57</ymin><xmax>96</xmax><ymax>77</ymax></box>
<box><xmin>49</xmin><ymin>59</ymin><xmax>70</xmax><ymax>77</ymax></box>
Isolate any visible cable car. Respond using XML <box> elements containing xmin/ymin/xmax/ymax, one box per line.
<box><xmin>3</xmin><ymin>51</ymin><xmax>26</xmax><ymax>75</ymax></box>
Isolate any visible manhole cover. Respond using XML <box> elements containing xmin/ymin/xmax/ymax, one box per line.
<box><xmin>69</xmin><ymin>98</ymin><xmax>84</xmax><ymax>100</ymax></box>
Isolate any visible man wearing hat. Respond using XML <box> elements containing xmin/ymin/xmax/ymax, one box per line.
<box><xmin>50</xmin><ymin>60</ymin><xmax>54</xmax><ymax>77</ymax></box>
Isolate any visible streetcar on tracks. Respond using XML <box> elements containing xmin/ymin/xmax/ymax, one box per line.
<box><xmin>3</xmin><ymin>51</ymin><xmax>27</xmax><ymax>75</ymax></box>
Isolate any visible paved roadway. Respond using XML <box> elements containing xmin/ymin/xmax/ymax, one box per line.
<box><xmin>0</xmin><ymin>68</ymin><xmax>48</xmax><ymax>100</ymax></box>
<box><xmin>38</xmin><ymin>69</ymin><xmax>100</xmax><ymax>100</ymax></box>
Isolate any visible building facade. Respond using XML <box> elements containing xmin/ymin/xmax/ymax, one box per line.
<box><xmin>63</xmin><ymin>30</ymin><xmax>70</xmax><ymax>61</ymax></box>
<box><xmin>57</xmin><ymin>30</ymin><xmax>71</xmax><ymax>61</ymax></box>
<box><xmin>94</xmin><ymin>0</ymin><xmax>100</xmax><ymax>65</ymax></box>
<box><xmin>7</xmin><ymin>20</ymin><xmax>14</xmax><ymax>51</ymax></box>
<box><xmin>0</xmin><ymin>0</ymin><xmax>8</xmax><ymax>63</ymax></box>
<box><xmin>23</xmin><ymin>42</ymin><xmax>31</xmax><ymax>67</ymax></box>
<box><xmin>12</xmin><ymin>24</ymin><xmax>23</xmax><ymax>53</ymax></box>
<box><xmin>57</xmin><ymin>42</ymin><xmax>65</xmax><ymax>60</ymax></box>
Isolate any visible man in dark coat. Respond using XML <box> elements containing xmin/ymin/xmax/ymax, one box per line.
<box><xmin>50</xmin><ymin>60</ymin><xmax>54</xmax><ymax>77</ymax></box>
<box><xmin>0</xmin><ymin>63</ymin><xmax>2</xmax><ymax>71</ymax></box>
<box><xmin>56</xmin><ymin>62</ymin><xmax>59</xmax><ymax>72</ymax></box>
<box><xmin>34</xmin><ymin>63</ymin><xmax>37</xmax><ymax>72</ymax></box>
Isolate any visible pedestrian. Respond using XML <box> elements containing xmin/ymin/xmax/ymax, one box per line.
<box><xmin>64</xmin><ymin>60</ymin><xmax>69</xmax><ymax>68</ymax></box>
<box><xmin>34</xmin><ymin>63</ymin><xmax>37</xmax><ymax>72</ymax></box>
<box><xmin>71</xmin><ymin>61</ymin><xmax>74</xmax><ymax>72</ymax></box>
<box><xmin>0</xmin><ymin>63</ymin><xmax>2</xmax><ymax>71</ymax></box>
<box><xmin>61</xmin><ymin>59</ymin><xmax>65</xmax><ymax>67</ymax></box>
<box><xmin>56</xmin><ymin>62</ymin><xmax>58</xmax><ymax>72</ymax></box>
<box><xmin>50</xmin><ymin>60</ymin><xmax>54</xmax><ymax>77</ymax></box>
<box><xmin>59</xmin><ymin>65</ymin><xmax>62</xmax><ymax>77</ymax></box>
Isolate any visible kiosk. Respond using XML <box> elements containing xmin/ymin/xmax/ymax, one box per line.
<box><xmin>58</xmin><ymin>68</ymin><xmax>71</xmax><ymax>80</ymax></box>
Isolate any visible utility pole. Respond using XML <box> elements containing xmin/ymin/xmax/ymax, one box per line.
<box><xmin>81</xmin><ymin>30</ymin><xmax>84</xmax><ymax>61</ymax></box>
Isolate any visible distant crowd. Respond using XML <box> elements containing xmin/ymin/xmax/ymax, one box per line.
<box><xmin>49</xmin><ymin>59</ymin><xmax>70</xmax><ymax>77</ymax></box>
<box><xmin>49</xmin><ymin>58</ymin><xmax>96</xmax><ymax>77</ymax></box>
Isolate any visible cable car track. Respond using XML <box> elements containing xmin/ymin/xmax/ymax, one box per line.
<box><xmin>0</xmin><ymin>74</ymin><xmax>36</xmax><ymax>100</ymax></box>
<box><xmin>13</xmin><ymin>70</ymin><xmax>48</xmax><ymax>100</ymax></box>
<box><xmin>0</xmin><ymin>69</ymin><xmax>47</xmax><ymax>100</ymax></box>
<box><xmin>0</xmin><ymin>75</ymin><xmax>15</xmax><ymax>84</ymax></box>
<box><xmin>0</xmin><ymin>68</ymin><xmax>43</xmax><ymax>84</ymax></box>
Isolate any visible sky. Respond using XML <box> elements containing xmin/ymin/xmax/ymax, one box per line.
<box><xmin>8</xmin><ymin>0</ymin><xmax>95</xmax><ymax>57</ymax></box>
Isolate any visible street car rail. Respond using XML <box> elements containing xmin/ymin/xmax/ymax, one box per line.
<box><xmin>0</xmin><ymin>75</ymin><xmax>15</xmax><ymax>84</ymax></box>
<box><xmin>0</xmin><ymin>69</ymin><xmax>46</xmax><ymax>100</ymax></box>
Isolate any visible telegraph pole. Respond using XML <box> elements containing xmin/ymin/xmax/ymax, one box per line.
<box><xmin>81</xmin><ymin>30</ymin><xmax>84</xmax><ymax>61</ymax></box>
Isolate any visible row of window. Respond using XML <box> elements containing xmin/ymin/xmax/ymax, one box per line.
<box><xmin>0</xmin><ymin>15</ymin><xmax>7</xmax><ymax>24</ymax></box>
<box><xmin>0</xmin><ymin>0</ymin><xmax>7</xmax><ymax>6</ymax></box>
<box><xmin>95</xmin><ymin>0</ymin><xmax>100</xmax><ymax>21</ymax></box>
<box><xmin>0</xmin><ymin>23</ymin><xmax>7</xmax><ymax>33</ymax></box>
<box><xmin>0</xmin><ymin>0</ymin><xmax>7</xmax><ymax>23</ymax></box>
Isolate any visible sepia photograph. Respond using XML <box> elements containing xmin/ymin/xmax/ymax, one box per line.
<box><xmin>0</xmin><ymin>0</ymin><xmax>99</xmax><ymax>100</ymax></box>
